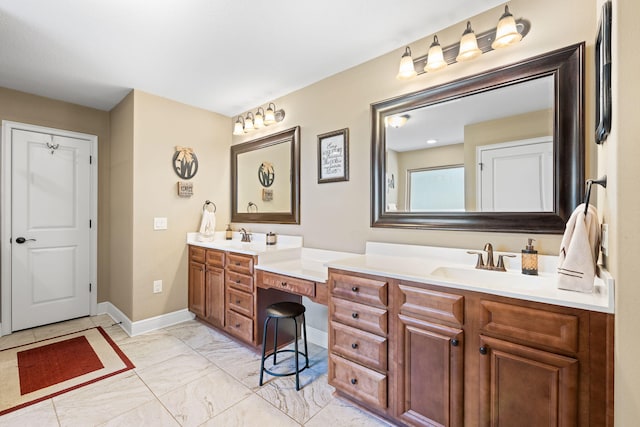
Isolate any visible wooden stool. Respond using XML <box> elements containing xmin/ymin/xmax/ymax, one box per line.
<box><xmin>258</xmin><ymin>301</ymin><xmax>309</xmax><ymax>390</ymax></box>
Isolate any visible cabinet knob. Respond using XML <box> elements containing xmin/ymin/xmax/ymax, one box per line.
<box><xmin>351</xmin><ymin>286</ymin><xmax>359</xmax><ymax>292</ymax></box>
<box><xmin>351</xmin><ymin>343</ymin><xmax>358</xmax><ymax>349</ymax></box>
<box><xmin>350</xmin><ymin>378</ymin><xmax>358</xmax><ymax>385</ymax></box>
<box><xmin>351</xmin><ymin>312</ymin><xmax>359</xmax><ymax>319</ymax></box>
<box><xmin>479</xmin><ymin>346</ymin><xmax>488</xmax><ymax>355</ymax></box>
<box><xmin>451</xmin><ymin>339</ymin><xmax>459</xmax><ymax>347</ymax></box>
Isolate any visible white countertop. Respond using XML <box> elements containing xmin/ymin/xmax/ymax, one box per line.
<box><xmin>325</xmin><ymin>242</ymin><xmax>614</xmax><ymax>314</ymax></box>
<box><xmin>187</xmin><ymin>232</ymin><xmax>303</xmax><ymax>262</ymax></box>
<box><xmin>255</xmin><ymin>248</ymin><xmax>358</xmax><ymax>283</ymax></box>
<box><xmin>186</xmin><ymin>235</ymin><xmax>615</xmax><ymax>313</ymax></box>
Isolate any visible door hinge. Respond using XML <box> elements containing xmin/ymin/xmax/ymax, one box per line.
<box><xmin>89</xmin><ymin>219</ymin><xmax>92</xmax><ymax>228</ymax></box>
<box><xmin>90</xmin><ymin>155</ymin><xmax>93</xmax><ymax>164</ymax></box>
<box><xmin>478</xmin><ymin>162</ymin><xmax>484</xmax><ymax>171</ymax></box>
<box><xmin>89</xmin><ymin>283</ymin><xmax>92</xmax><ymax>292</ymax></box>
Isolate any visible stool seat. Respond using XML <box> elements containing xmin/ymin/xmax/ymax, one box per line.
<box><xmin>259</xmin><ymin>301</ymin><xmax>309</xmax><ymax>391</ymax></box>
<box><xmin>265</xmin><ymin>301</ymin><xmax>306</xmax><ymax>318</ymax></box>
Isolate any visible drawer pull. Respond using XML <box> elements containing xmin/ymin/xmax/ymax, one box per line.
<box><xmin>451</xmin><ymin>339</ymin><xmax>459</xmax><ymax>347</ymax></box>
<box><xmin>236</xmin><ymin>299</ymin><xmax>241</xmax><ymax>304</ymax></box>
<box><xmin>281</xmin><ymin>282</ymin><xmax>287</xmax><ymax>287</ymax></box>
<box><xmin>351</xmin><ymin>286</ymin><xmax>359</xmax><ymax>292</ymax></box>
<box><xmin>236</xmin><ymin>279</ymin><xmax>241</xmax><ymax>283</ymax></box>
<box><xmin>351</xmin><ymin>312</ymin><xmax>359</xmax><ymax>319</ymax></box>
<box><xmin>235</xmin><ymin>323</ymin><xmax>241</xmax><ymax>328</ymax></box>
<box><xmin>479</xmin><ymin>346</ymin><xmax>488</xmax><ymax>355</ymax></box>
<box><xmin>350</xmin><ymin>378</ymin><xmax>358</xmax><ymax>385</ymax></box>
<box><xmin>351</xmin><ymin>343</ymin><xmax>358</xmax><ymax>349</ymax></box>
<box><xmin>235</xmin><ymin>262</ymin><xmax>241</xmax><ymax>266</ymax></box>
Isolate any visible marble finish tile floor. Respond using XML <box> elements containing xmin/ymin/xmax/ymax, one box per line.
<box><xmin>0</xmin><ymin>315</ymin><xmax>393</xmax><ymax>426</ymax></box>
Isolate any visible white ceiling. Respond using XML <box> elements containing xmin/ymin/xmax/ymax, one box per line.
<box><xmin>0</xmin><ymin>0</ymin><xmax>506</xmax><ymax>116</ymax></box>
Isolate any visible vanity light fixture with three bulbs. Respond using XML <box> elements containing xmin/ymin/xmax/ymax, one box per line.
<box><xmin>396</xmin><ymin>5</ymin><xmax>530</xmax><ymax>80</ymax></box>
<box><xmin>233</xmin><ymin>102</ymin><xmax>286</xmax><ymax>135</ymax></box>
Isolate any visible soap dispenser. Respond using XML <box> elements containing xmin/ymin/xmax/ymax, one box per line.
<box><xmin>225</xmin><ymin>224</ymin><xmax>233</xmax><ymax>240</ymax></box>
<box><xmin>521</xmin><ymin>238</ymin><xmax>538</xmax><ymax>275</ymax></box>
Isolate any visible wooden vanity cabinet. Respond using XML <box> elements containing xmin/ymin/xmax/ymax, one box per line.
<box><xmin>327</xmin><ymin>268</ymin><xmax>614</xmax><ymax>427</ymax></box>
<box><xmin>188</xmin><ymin>246</ymin><xmax>225</xmax><ymax>328</ymax></box>
<box><xmin>395</xmin><ymin>283</ymin><xmax>465</xmax><ymax>427</ymax></box>
<box><xmin>328</xmin><ymin>271</ymin><xmax>391</xmax><ymax>415</ymax></box>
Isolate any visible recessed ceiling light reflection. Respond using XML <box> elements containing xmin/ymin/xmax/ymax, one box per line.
<box><xmin>426</xmin><ymin>139</ymin><xmax>438</xmax><ymax>144</ymax></box>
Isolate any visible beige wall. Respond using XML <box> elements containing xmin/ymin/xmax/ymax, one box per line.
<box><xmin>607</xmin><ymin>0</ymin><xmax>640</xmax><ymax>424</ymax></box>
<box><xmin>109</xmin><ymin>92</ymin><xmax>135</xmax><ymax>318</ymax></box>
<box><xmin>130</xmin><ymin>91</ymin><xmax>230</xmax><ymax>321</ymax></box>
<box><xmin>0</xmin><ymin>87</ymin><xmax>111</xmax><ymax>308</ymax></box>
<box><xmin>464</xmin><ymin>109</ymin><xmax>553</xmax><ymax>210</ymax></box>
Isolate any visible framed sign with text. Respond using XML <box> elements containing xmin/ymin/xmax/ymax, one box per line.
<box><xmin>317</xmin><ymin>128</ymin><xmax>349</xmax><ymax>183</ymax></box>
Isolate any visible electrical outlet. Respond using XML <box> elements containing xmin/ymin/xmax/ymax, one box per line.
<box><xmin>154</xmin><ymin>217</ymin><xmax>168</xmax><ymax>230</ymax></box>
<box><xmin>153</xmin><ymin>280</ymin><xmax>162</xmax><ymax>293</ymax></box>
<box><xmin>601</xmin><ymin>223</ymin><xmax>609</xmax><ymax>256</ymax></box>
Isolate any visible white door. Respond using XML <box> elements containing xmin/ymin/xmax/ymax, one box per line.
<box><xmin>477</xmin><ymin>138</ymin><xmax>553</xmax><ymax>212</ymax></box>
<box><xmin>10</xmin><ymin>129</ymin><xmax>92</xmax><ymax>331</ymax></box>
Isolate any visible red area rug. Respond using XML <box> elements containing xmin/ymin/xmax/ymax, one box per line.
<box><xmin>0</xmin><ymin>326</ymin><xmax>134</xmax><ymax>416</ymax></box>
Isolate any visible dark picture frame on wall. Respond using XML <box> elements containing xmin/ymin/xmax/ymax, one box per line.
<box><xmin>317</xmin><ymin>128</ymin><xmax>349</xmax><ymax>183</ymax></box>
<box><xmin>595</xmin><ymin>1</ymin><xmax>612</xmax><ymax>144</ymax></box>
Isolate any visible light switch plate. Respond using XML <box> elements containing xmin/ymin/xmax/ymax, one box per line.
<box><xmin>154</xmin><ymin>217</ymin><xmax>168</xmax><ymax>230</ymax></box>
<box><xmin>153</xmin><ymin>280</ymin><xmax>162</xmax><ymax>293</ymax></box>
<box><xmin>601</xmin><ymin>223</ymin><xmax>609</xmax><ymax>256</ymax></box>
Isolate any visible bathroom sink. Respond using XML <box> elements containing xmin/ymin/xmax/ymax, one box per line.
<box><xmin>430</xmin><ymin>266</ymin><xmax>553</xmax><ymax>289</ymax></box>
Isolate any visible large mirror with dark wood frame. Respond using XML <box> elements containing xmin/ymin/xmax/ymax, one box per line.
<box><xmin>371</xmin><ymin>43</ymin><xmax>584</xmax><ymax>233</ymax></box>
<box><xmin>231</xmin><ymin>126</ymin><xmax>300</xmax><ymax>224</ymax></box>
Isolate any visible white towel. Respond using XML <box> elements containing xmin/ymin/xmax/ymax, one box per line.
<box><xmin>197</xmin><ymin>209</ymin><xmax>216</xmax><ymax>242</ymax></box>
<box><xmin>557</xmin><ymin>203</ymin><xmax>600</xmax><ymax>292</ymax></box>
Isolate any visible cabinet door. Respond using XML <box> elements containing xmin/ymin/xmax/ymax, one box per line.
<box><xmin>397</xmin><ymin>314</ymin><xmax>463</xmax><ymax>427</ymax></box>
<box><xmin>188</xmin><ymin>261</ymin><xmax>206</xmax><ymax>318</ymax></box>
<box><xmin>478</xmin><ymin>335</ymin><xmax>578</xmax><ymax>427</ymax></box>
<box><xmin>205</xmin><ymin>265</ymin><xmax>225</xmax><ymax>328</ymax></box>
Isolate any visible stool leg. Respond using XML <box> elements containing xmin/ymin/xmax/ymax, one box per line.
<box><xmin>273</xmin><ymin>318</ymin><xmax>279</xmax><ymax>365</ymax></box>
<box><xmin>302</xmin><ymin>313</ymin><xmax>309</xmax><ymax>368</ymax></box>
<box><xmin>259</xmin><ymin>317</ymin><xmax>271</xmax><ymax>386</ymax></box>
<box><xmin>293</xmin><ymin>316</ymin><xmax>300</xmax><ymax>391</ymax></box>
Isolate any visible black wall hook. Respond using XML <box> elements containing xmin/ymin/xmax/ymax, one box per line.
<box><xmin>584</xmin><ymin>175</ymin><xmax>607</xmax><ymax>215</ymax></box>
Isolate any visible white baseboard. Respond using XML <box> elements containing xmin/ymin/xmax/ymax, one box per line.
<box><xmin>306</xmin><ymin>326</ymin><xmax>328</xmax><ymax>349</ymax></box>
<box><xmin>97</xmin><ymin>302</ymin><xmax>195</xmax><ymax>337</ymax></box>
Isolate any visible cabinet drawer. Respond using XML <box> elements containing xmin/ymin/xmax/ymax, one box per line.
<box><xmin>480</xmin><ymin>300</ymin><xmax>579</xmax><ymax>353</ymax></box>
<box><xmin>226</xmin><ymin>253</ymin><xmax>254</xmax><ymax>275</ymax></box>
<box><xmin>330</xmin><ymin>272</ymin><xmax>388</xmax><ymax>308</ymax></box>
<box><xmin>189</xmin><ymin>245</ymin><xmax>205</xmax><ymax>264</ymax></box>
<box><xmin>329</xmin><ymin>354</ymin><xmax>387</xmax><ymax>410</ymax></box>
<box><xmin>330</xmin><ymin>321</ymin><xmax>387</xmax><ymax>371</ymax></box>
<box><xmin>206</xmin><ymin>249</ymin><xmax>225</xmax><ymax>268</ymax></box>
<box><xmin>398</xmin><ymin>283</ymin><xmax>464</xmax><ymax>326</ymax></box>
<box><xmin>331</xmin><ymin>297</ymin><xmax>388</xmax><ymax>336</ymax></box>
<box><xmin>225</xmin><ymin>310</ymin><xmax>253</xmax><ymax>343</ymax></box>
<box><xmin>261</xmin><ymin>271</ymin><xmax>315</xmax><ymax>298</ymax></box>
<box><xmin>227</xmin><ymin>287</ymin><xmax>253</xmax><ymax>318</ymax></box>
<box><xmin>226</xmin><ymin>270</ymin><xmax>254</xmax><ymax>293</ymax></box>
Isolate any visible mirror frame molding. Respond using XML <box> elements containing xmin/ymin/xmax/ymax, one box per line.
<box><xmin>231</xmin><ymin>126</ymin><xmax>301</xmax><ymax>224</ymax></box>
<box><xmin>371</xmin><ymin>43</ymin><xmax>584</xmax><ymax>234</ymax></box>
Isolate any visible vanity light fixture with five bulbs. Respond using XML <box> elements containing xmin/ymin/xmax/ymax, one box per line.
<box><xmin>397</xmin><ymin>5</ymin><xmax>530</xmax><ymax>80</ymax></box>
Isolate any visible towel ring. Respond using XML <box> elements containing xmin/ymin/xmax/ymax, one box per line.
<box><xmin>247</xmin><ymin>202</ymin><xmax>258</xmax><ymax>213</ymax></box>
<box><xmin>583</xmin><ymin>176</ymin><xmax>607</xmax><ymax>215</ymax></box>
<box><xmin>203</xmin><ymin>200</ymin><xmax>216</xmax><ymax>213</ymax></box>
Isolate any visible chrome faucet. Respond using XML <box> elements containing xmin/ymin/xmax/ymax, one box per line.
<box><xmin>240</xmin><ymin>228</ymin><xmax>252</xmax><ymax>242</ymax></box>
<box><xmin>467</xmin><ymin>243</ymin><xmax>515</xmax><ymax>272</ymax></box>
